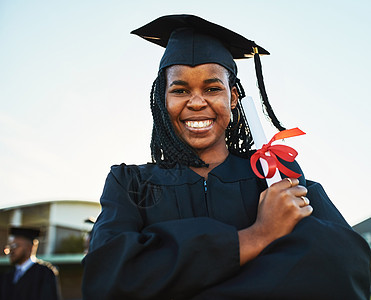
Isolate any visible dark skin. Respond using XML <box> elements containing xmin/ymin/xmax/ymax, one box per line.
<box><xmin>165</xmin><ymin>63</ymin><xmax>313</xmax><ymax>265</ymax></box>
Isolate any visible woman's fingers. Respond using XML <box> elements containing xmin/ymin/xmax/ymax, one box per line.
<box><xmin>299</xmin><ymin>196</ymin><xmax>313</xmax><ymax>217</ymax></box>
<box><xmin>259</xmin><ymin>178</ymin><xmax>306</xmax><ymax>205</ymax></box>
<box><xmin>301</xmin><ymin>204</ymin><xmax>313</xmax><ymax>216</ymax></box>
<box><xmin>285</xmin><ymin>180</ymin><xmax>312</xmax><ymax>212</ymax></box>
<box><xmin>299</xmin><ymin>196</ymin><xmax>310</xmax><ymax>207</ymax></box>
<box><xmin>281</xmin><ymin>177</ymin><xmax>299</xmax><ymax>188</ymax></box>
<box><xmin>284</xmin><ymin>177</ymin><xmax>299</xmax><ymax>188</ymax></box>
<box><xmin>290</xmin><ymin>185</ymin><xmax>307</xmax><ymax>197</ymax></box>
<box><xmin>257</xmin><ymin>178</ymin><xmax>313</xmax><ymax>230</ymax></box>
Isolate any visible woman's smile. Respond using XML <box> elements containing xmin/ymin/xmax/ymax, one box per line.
<box><xmin>184</xmin><ymin>119</ymin><xmax>213</xmax><ymax>129</ymax></box>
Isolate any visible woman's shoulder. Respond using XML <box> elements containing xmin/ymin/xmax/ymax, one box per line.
<box><xmin>109</xmin><ymin>162</ymin><xmax>200</xmax><ymax>186</ymax></box>
<box><xmin>110</xmin><ymin>162</ymin><xmax>156</xmax><ymax>174</ymax></box>
<box><xmin>109</xmin><ymin>162</ymin><xmax>157</xmax><ymax>183</ymax></box>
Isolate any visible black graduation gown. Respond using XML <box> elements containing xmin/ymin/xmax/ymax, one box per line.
<box><xmin>1</xmin><ymin>261</ymin><xmax>61</xmax><ymax>300</ymax></box>
<box><xmin>82</xmin><ymin>154</ymin><xmax>371</xmax><ymax>300</ymax></box>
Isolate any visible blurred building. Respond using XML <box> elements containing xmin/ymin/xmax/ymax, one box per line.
<box><xmin>0</xmin><ymin>200</ymin><xmax>101</xmax><ymax>300</ymax></box>
<box><xmin>353</xmin><ymin>217</ymin><xmax>371</xmax><ymax>248</ymax></box>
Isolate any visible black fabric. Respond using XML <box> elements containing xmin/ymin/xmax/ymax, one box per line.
<box><xmin>160</xmin><ymin>28</ymin><xmax>238</xmax><ymax>75</ymax></box>
<box><xmin>82</xmin><ymin>154</ymin><xmax>371</xmax><ymax>300</ymax></box>
<box><xmin>0</xmin><ymin>261</ymin><xmax>61</xmax><ymax>300</ymax></box>
<box><xmin>131</xmin><ymin>14</ymin><xmax>269</xmax><ymax>75</ymax></box>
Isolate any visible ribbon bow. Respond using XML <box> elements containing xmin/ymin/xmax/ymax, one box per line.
<box><xmin>251</xmin><ymin>127</ymin><xmax>306</xmax><ymax>179</ymax></box>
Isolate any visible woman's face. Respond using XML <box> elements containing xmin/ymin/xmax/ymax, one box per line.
<box><xmin>165</xmin><ymin>63</ymin><xmax>238</xmax><ymax>155</ymax></box>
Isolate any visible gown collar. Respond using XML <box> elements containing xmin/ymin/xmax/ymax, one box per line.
<box><xmin>145</xmin><ymin>154</ymin><xmax>255</xmax><ymax>186</ymax></box>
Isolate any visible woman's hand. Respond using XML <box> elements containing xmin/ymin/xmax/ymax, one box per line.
<box><xmin>238</xmin><ymin>178</ymin><xmax>313</xmax><ymax>265</ymax></box>
<box><xmin>255</xmin><ymin>177</ymin><xmax>312</xmax><ymax>242</ymax></box>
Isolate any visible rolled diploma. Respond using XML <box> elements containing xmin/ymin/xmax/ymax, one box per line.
<box><xmin>242</xmin><ymin>96</ymin><xmax>282</xmax><ymax>186</ymax></box>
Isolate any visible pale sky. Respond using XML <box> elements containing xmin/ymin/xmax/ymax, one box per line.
<box><xmin>1</xmin><ymin>0</ymin><xmax>370</xmax><ymax>225</ymax></box>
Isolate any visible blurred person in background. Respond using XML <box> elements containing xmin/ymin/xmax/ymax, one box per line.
<box><xmin>1</xmin><ymin>227</ymin><xmax>61</xmax><ymax>300</ymax></box>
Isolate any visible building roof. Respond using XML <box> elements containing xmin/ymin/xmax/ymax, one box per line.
<box><xmin>0</xmin><ymin>199</ymin><xmax>99</xmax><ymax>211</ymax></box>
<box><xmin>352</xmin><ymin>217</ymin><xmax>371</xmax><ymax>234</ymax></box>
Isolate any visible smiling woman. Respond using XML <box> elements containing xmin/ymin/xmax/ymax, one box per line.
<box><xmin>82</xmin><ymin>14</ymin><xmax>371</xmax><ymax>300</ymax></box>
<box><xmin>165</xmin><ymin>64</ymin><xmax>238</xmax><ymax>174</ymax></box>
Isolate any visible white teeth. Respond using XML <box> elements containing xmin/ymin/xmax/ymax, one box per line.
<box><xmin>185</xmin><ymin>120</ymin><xmax>212</xmax><ymax>128</ymax></box>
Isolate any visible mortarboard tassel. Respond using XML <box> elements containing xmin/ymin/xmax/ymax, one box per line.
<box><xmin>253</xmin><ymin>47</ymin><xmax>286</xmax><ymax>131</ymax></box>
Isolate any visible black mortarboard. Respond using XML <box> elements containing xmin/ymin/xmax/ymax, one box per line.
<box><xmin>9</xmin><ymin>227</ymin><xmax>41</xmax><ymax>242</ymax></box>
<box><xmin>131</xmin><ymin>14</ymin><xmax>269</xmax><ymax>76</ymax></box>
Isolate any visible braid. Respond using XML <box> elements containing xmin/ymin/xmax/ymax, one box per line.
<box><xmin>150</xmin><ymin>69</ymin><xmax>206</xmax><ymax>168</ymax></box>
<box><xmin>225</xmin><ymin>74</ymin><xmax>254</xmax><ymax>158</ymax></box>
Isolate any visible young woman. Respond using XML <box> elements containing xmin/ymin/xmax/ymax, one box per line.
<box><xmin>82</xmin><ymin>15</ymin><xmax>370</xmax><ymax>300</ymax></box>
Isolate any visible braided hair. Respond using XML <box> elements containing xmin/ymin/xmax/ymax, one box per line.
<box><xmin>225</xmin><ymin>73</ymin><xmax>254</xmax><ymax>157</ymax></box>
<box><xmin>149</xmin><ymin>67</ymin><xmax>255</xmax><ymax>169</ymax></box>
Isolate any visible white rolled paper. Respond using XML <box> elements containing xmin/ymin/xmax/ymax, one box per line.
<box><xmin>242</xmin><ymin>96</ymin><xmax>282</xmax><ymax>186</ymax></box>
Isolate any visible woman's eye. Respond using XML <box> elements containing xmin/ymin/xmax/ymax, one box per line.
<box><xmin>206</xmin><ymin>87</ymin><xmax>221</xmax><ymax>93</ymax></box>
<box><xmin>171</xmin><ymin>89</ymin><xmax>187</xmax><ymax>94</ymax></box>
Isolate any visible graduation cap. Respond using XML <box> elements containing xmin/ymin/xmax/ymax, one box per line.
<box><xmin>131</xmin><ymin>14</ymin><xmax>269</xmax><ymax>75</ymax></box>
<box><xmin>9</xmin><ymin>227</ymin><xmax>41</xmax><ymax>242</ymax></box>
<box><xmin>131</xmin><ymin>14</ymin><xmax>285</xmax><ymax>131</ymax></box>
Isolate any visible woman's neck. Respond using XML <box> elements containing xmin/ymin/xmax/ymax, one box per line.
<box><xmin>190</xmin><ymin>147</ymin><xmax>229</xmax><ymax>179</ymax></box>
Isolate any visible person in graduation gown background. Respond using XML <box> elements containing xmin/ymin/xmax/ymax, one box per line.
<box><xmin>82</xmin><ymin>14</ymin><xmax>371</xmax><ymax>300</ymax></box>
<box><xmin>1</xmin><ymin>227</ymin><xmax>62</xmax><ymax>300</ymax></box>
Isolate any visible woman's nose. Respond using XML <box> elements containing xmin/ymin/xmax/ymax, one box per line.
<box><xmin>187</xmin><ymin>94</ymin><xmax>207</xmax><ymax>110</ymax></box>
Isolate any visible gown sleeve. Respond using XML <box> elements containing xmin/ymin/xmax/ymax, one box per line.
<box><xmin>191</xmin><ymin>180</ymin><xmax>371</xmax><ymax>300</ymax></box>
<box><xmin>82</xmin><ymin>165</ymin><xmax>241</xmax><ymax>300</ymax></box>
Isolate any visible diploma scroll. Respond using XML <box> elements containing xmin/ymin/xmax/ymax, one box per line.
<box><xmin>242</xmin><ymin>96</ymin><xmax>282</xmax><ymax>187</ymax></box>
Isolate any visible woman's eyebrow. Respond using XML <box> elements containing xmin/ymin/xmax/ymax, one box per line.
<box><xmin>169</xmin><ymin>80</ymin><xmax>188</xmax><ymax>87</ymax></box>
<box><xmin>204</xmin><ymin>78</ymin><xmax>224</xmax><ymax>85</ymax></box>
<box><xmin>169</xmin><ymin>78</ymin><xmax>224</xmax><ymax>87</ymax></box>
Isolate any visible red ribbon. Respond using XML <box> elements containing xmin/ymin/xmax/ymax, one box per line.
<box><xmin>251</xmin><ymin>127</ymin><xmax>306</xmax><ymax>179</ymax></box>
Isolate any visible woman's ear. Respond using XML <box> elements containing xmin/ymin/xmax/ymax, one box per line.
<box><xmin>230</xmin><ymin>86</ymin><xmax>239</xmax><ymax>109</ymax></box>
